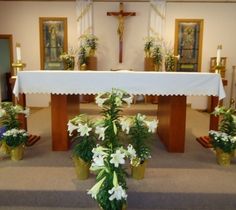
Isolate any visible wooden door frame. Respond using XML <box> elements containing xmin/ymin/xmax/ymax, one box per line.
<box><xmin>0</xmin><ymin>34</ymin><xmax>14</xmax><ymax>75</ymax></box>
<box><xmin>174</xmin><ymin>19</ymin><xmax>204</xmax><ymax>72</ymax></box>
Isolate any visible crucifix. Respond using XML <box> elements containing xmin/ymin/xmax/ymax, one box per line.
<box><xmin>107</xmin><ymin>2</ymin><xmax>136</xmax><ymax>63</ymax></box>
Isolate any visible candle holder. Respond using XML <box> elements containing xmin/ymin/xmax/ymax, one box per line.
<box><xmin>12</xmin><ymin>60</ymin><xmax>26</xmax><ymax>76</ymax></box>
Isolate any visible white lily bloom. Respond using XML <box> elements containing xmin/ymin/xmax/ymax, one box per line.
<box><xmin>91</xmin><ymin>155</ymin><xmax>105</xmax><ymax>167</ymax></box>
<box><xmin>123</xmin><ymin>96</ymin><xmax>133</xmax><ymax>107</ymax></box>
<box><xmin>137</xmin><ymin>113</ymin><xmax>146</xmax><ymax>121</ymax></box>
<box><xmin>77</xmin><ymin>123</ymin><xmax>92</xmax><ymax>136</ymax></box>
<box><xmin>95</xmin><ymin>126</ymin><xmax>107</xmax><ymax>141</ymax></box>
<box><xmin>127</xmin><ymin>144</ymin><xmax>136</xmax><ymax>158</ymax></box>
<box><xmin>14</xmin><ymin>105</ymin><xmax>23</xmax><ymax>113</ymax></box>
<box><xmin>67</xmin><ymin>121</ymin><xmax>79</xmax><ymax>136</ymax></box>
<box><xmin>110</xmin><ymin>149</ymin><xmax>125</xmax><ymax>167</ymax></box>
<box><xmin>0</xmin><ymin>108</ymin><xmax>6</xmax><ymax>117</ymax></box>
<box><xmin>95</xmin><ymin>95</ymin><xmax>107</xmax><ymax>107</ymax></box>
<box><xmin>92</xmin><ymin>145</ymin><xmax>108</xmax><ymax>158</ymax></box>
<box><xmin>115</xmin><ymin>97</ymin><xmax>122</xmax><ymax>107</ymax></box>
<box><xmin>108</xmin><ymin>185</ymin><xmax>127</xmax><ymax>201</ymax></box>
<box><xmin>87</xmin><ymin>176</ymin><xmax>106</xmax><ymax>199</ymax></box>
<box><xmin>146</xmin><ymin>119</ymin><xmax>158</xmax><ymax>133</ymax></box>
<box><xmin>18</xmin><ymin>107</ymin><xmax>30</xmax><ymax>117</ymax></box>
<box><xmin>120</xmin><ymin>118</ymin><xmax>131</xmax><ymax>134</ymax></box>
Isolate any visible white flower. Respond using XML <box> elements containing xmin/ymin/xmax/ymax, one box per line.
<box><xmin>115</xmin><ymin>97</ymin><xmax>122</xmax><ymax>107</ymax></box>
<box><xmin>19</xmin><ymin>107</ymin><xmax>30</xmax><ymax>117</ymax></box>
<box><xmin>231</xmin><ymin>136</ymin><xmax>236</xmax><ymax>143</ymax></box>
<box><xmin>137</xmin><ymin>113</ymin><xmax>146</xmax><ymax>122</ymax></box>
<box><xmin>87</xmin><ymin>176</ymin><xmax>106</xmax><ymax>199</ymax></box>
<box><xmin>95</xmin><ymin>126</ymin><xmax>107</xmax><ymax>141</ymax></box>
<box><xmin>0</xmin><ymin>108</ymin><xmax>6</xmax><ymax>118</ymax></box>
<box><xmin>123</xmin><ymin>95</ymin><xmax>133</xmax><ymax>107</ymax></box>
<box><xmin>91</xmin><ymin>155</ymin><xmax>105</xmax><ymax>168</ymax></box>
<box><xmin>77</xmin><ymin>123</ymin><xmax>92</xmax><ymax>136</ymax></box>
<box><xmin>110</xmin><ymin>149</ymin><xmax>125</xmax><ymax>167</ymax></box>
<box><xmin>108</xmin><ymin>185</ymin><xmax>127</xmax><ymax>201</ymax></box>
<box><xmin>67</xmin><ymin>121</ymin><xmax>79</xmax><ymax>136</ymax></box>
<box><xmin>14</xmin><ymin>105</ymin><xmax>23</xmax><ymax>113</ymax></box>
<box><xmin>95</xmin><ymin>95</ymin><xmax>107</xmax><ymax>107</ymax></box>
<box><xmin>120</xmin><ymin>118</ymin><xmax>131</xmax><ymax>134</ymax></box>
<box><xmin>145</xmin><ymin>119</ymin><xmax>158</xmax><ymax>133</ymax></box>
<box><xmin>92</xmin><ymin>145</ymin><xmax>108</xmax><ymax>158</ymax></box>
<box><xmin>127</xmin><ymin>144</ymin><xmax>136</xmax><ymax>158</ymax></box>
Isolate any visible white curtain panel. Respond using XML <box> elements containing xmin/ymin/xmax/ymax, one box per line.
<box><xmin>148</xmin><ymin>0</ymin><xmax>166</xmax><ymax>42</ymax></box>
<box><xmin>76</xmin><ymin>0</ymin><xmax>93</xmax><ymax>39</ymax></box>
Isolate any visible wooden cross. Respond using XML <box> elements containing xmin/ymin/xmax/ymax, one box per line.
<box><xmin>107</xmin><ymin>2</ymin><xmax>136</xmax><ymax>63</ymax></box>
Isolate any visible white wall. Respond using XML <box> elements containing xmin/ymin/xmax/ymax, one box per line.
<box><xmin>0</xmin><ymin>1</ymin><xmax>235</xmax><ymax>108</ymax></box>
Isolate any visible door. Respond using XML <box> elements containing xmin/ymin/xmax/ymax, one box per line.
<box><xmin>0</xmin><ymin>34</ymin><xmax>13</xmax><ymax>102</ymax></box>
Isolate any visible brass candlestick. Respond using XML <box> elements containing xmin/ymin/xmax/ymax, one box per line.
<box><xmin>12</xmin><ymin>60</ymin><xmax>26</xmax><ymax>76</ymax></box>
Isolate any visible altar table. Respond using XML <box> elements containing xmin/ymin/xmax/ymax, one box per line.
<box><xmin>13</xmin><ymin>71</ymin><xmax>225</xmax><ymax>152</ymax></box>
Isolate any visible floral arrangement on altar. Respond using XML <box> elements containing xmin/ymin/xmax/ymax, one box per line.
<box><xmin>144</xmin><ymin>37</ymin><xmax>155</xmax><ymax>58</ymax></box>
<box><xmin>68</xmin><ymin>88</ymin><xmax>158</xmax><ymax>209</ymax></box>
<box><xmin>60</xmin><ymin>52</ymin><xmax>75</xmax><ymax>70</ymax></box>
<box><xmin>77</xmin><ymin>34</ymin><xmax>98</xmax><ymax>70</ymax></box>
<box><xmin>165</xmin><ymin>51</ymin><xmax>176</xmax><ymax>72</ymax></box>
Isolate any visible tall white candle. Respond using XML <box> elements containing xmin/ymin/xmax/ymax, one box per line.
<box><xmin>16</xmin><ymin>43</ymin><xmax>21</xmax><ymax>61</ymax></box>
<box><xmin>216</xmin><ymin>45</ymin><xmax>222</xmax><ymax>66</ymax></box>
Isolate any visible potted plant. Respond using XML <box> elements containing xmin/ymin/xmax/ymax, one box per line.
<box><xmin>87</xmin><ymin>89</ymin><xmax>136</xmax><ymax>209</ymax></box>
<box><xmin>165</xmin><ymin>51</ymin><xmax>176</xmax><ymax>71</ymax></box>
<box><xmin>144</xmin><ymin>36</ymin><xmax>155</xmax><ymax>58</ymax></box>
<box><xmin>209</xmin><ymin>105</ymin><xmax>236</xmax><ymax>166</ymax></box>
<box><xmin>1</xmin><ymin>128</ymin><xmax>28</xmax><ymax>161</ymax></box>
<box><xmin>78</xmin><ymin>45</ymin><xmax>87</xmax><ymax>70</ymax></box>
<box><xmin>121</xmin><ymin>114</ymin><xmax>158</xmax><ymax>179</ymax></box>
<box><xmin>0</xmin><ymin>102</ymin><xmax>29</xmax><ymax>157</ymax></box>
<box><xmin>88</xmin><ymin>144</ymin><xmax>136</xmax><ymax>210</ymax></box>
<box><xmin>152</xmin><ymin>44</ymin><xmax>163</xmax><ymax>71</ymax></box>
<box><xmin>84</xmin><ymin>34</ymin><xmax>98</xmax><ymax>57</ymax></box>
<box><xmin>68</xmin><ymin>114</ymin><xmax>96</xmax><ymax>179</ymax></box>
<box><xmin>60</xmin><ymin>52</ymin><xmax>75</xmax><ymax>70</ymax></box>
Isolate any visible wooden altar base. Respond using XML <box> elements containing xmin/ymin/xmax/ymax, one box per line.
<box><xmin>196</xmin><ymin>136</ymin><xmax>212</xmax><ymax>148</ymax></box>
<box><xmin>25</xmin><ymin>134</ymin><xmax>41</xmax><ymax>147</ymax></box>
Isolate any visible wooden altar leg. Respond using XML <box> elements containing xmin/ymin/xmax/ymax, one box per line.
<box><xmin>196</xmin><ymin>96</ymin><xmax>220</xmax><ymax>148</ymax></box>
<box><xmin>209</xmin><ymin>96</ymin><xmax>219</xmax><ymax>131</ymax></box>
<box><xmin>157</xmin><ymin>96</ymin><xmax>186</xmax><ymax>153</ymax></box>
<box><xmin>51</xmin><ymin>94</ymin><xmax>80</xmax><ymax>151</ymax></box>
<box><xmin>16</xmin><ymin>93</ymin><xmax>27</xmax><ymax>130</ymax></box>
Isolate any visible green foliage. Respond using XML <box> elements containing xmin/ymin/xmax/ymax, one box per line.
<box><xmin>72</xmin><ymin>135</ymin><xmax>96</xmax><ymax>163</ymax></box>
<box><xmin>152</xmin><ymin>44</ymin><xmax>163</xmax><ymax>66</ymax></box>
<box><xmin>78</xmin><ymin>45</ymin><xmax>87</xmax><ymax>65</ymax></box>
<box><xmin>70</xmin><ymin>114</ymin><xmax>96</xmax><ymax>163</ymax></box>
<box><xmin>96</xmin><ymin>151</ymin><xmax>127</xmax><ymax>210</ymax></box>
<box><xmin>212</xmin><ymin>106</ymin><xmax>236</xmax><ymax>136</ymax></box>
<box><xmin>0</xmin><ymin>102</ymin><xmax>24</xmax><ymax>129</ymax></box>
<box><xmin>144</xmin><ymin>37</ymin><xmax>155</xmax><ymax>57</ymax></box>
<box><xmin>165</xmin><ymin>52</ymin><xmax>175</xmax><ymax>71</ymax></box>
<box><xmin>129</xmin><ymin>114</ymin><xmax>151</xmax><ymax>162</ymax></box>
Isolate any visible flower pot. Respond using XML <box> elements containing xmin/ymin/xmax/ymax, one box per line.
<box><xmin>131</xmin><ymin>160</ymin><xmax>147</xmax><ymax>180</ymax></box>
<box><xmin>0</xmin><ymin>141</ymin><xmax>11</xmax><ymax>157</ymax></box>
<box><xmin>73</xmin><ymin>157</ymin><xmax>90</xmax><ymax>180</ymax></box>
<box><xmin>10</xmin><ymin>144</ymin><xmax>25</xmax><ymax>161</ymax></box>
<box><xmin>215</xmin><ymin>148</ymin><xmax>232</xmax><ymax>166</ymax></box>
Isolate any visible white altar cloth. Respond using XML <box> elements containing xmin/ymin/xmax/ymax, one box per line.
<box><xmin>13</xmin><ymin>70</ymin><xmax>225</xmax><ymax>100</ymax></box>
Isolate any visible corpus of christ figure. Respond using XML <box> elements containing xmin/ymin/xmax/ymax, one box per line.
<box><xmin>107</xmin><ymin>2</ymin><xmax>136</xmax><ymax>63</ymax></box>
